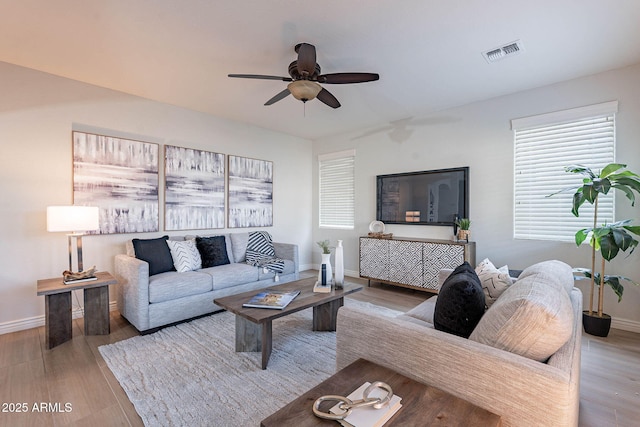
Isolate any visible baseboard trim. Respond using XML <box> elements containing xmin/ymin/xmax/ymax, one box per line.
<box><xmin>0</xmin><ymin>301</ymin><xmax>119</xmax><ymax>335</ymax></box>
<box><xmin>611</xmin><ymin>317</ymin><xmax>640</xmax><ymax>334</ymax></box>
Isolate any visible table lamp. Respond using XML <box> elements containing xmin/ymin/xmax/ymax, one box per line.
<box><xmin>47</xmin><ymin>206</ymin><xmax>100</xmax><ymax>273</ymax></box>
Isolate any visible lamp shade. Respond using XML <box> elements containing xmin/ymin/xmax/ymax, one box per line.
<box><xmin>287</xmin><ymin>80</ymin><xmax>322</xmax><ymax>101</ymax></box>
<box><xmin>47</xmin><ymin>206</ymin><xmax>100</xmax><ymax>232</ymax></box>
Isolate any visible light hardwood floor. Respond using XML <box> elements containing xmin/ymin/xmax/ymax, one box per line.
<box><xmin>1</xmin><ymin>275</ymin><xmax>638</xmax><ymax>427</ymax></box>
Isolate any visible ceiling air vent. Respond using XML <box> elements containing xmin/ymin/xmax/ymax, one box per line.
<box><xmin>482</xmin><ymin>40</ymin><xmax>524</xmax><ymax>63</ymax></box>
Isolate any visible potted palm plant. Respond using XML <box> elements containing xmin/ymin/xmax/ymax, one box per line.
<box><xmin>549</xmin><ymin>163</ymin><xmax>640</xmax><ymax>336</ymax></box>
<box><xmin>455</xmin><ymin>218</ymin><xmax>471</xmax><ymax>241</ymax></box>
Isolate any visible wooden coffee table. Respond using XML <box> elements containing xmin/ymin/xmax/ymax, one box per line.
<box><xmin>261</xmin><ymin>358</ymin><xmax>502</xmax><ymax>426</ymax></box>
<box><xmin>214</xmin><ymin>277</ymin><xmax>362</xmax><ymax>369</ymax></box>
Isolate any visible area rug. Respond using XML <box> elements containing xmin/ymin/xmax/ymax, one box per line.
<box><xmin>99</xmin><ymin>299</ymin><xmax>401</xmax><ymax>427</ymax></box>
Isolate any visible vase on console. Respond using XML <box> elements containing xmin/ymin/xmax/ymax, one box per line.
<box><xmin>334</xmin><ymin>240</ymin><xmax>344</xmax><ymax>289</ymax></box>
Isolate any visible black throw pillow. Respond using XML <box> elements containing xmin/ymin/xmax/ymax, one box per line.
<box><xmin>433</xmin><ymin>262</ymin><xmax>486</xmax><ymax>338</ymax></box>
<box><xmin>132</xmin><ymin>236</ymin><xmax>175</xmax><ymax>276</ymax></box>
<box><xmin>196</xmin><ymin>236</ymin><xmax>231</xmax><ymax>268</ymax></box>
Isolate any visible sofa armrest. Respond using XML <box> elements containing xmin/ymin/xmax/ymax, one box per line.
<box><xmin>273</xmin><ymin>242</ymin><xmax>299</xmax><ymax>273</ymax></box>
<box><xmin>337</xmin><ymin>306</ymin><xmax>576</xmax><ymax>427</ymax></box>
<box><xmin>114</xmin><ymin>254</ymin><xmax>150</xmax><ymax>331</ymax></box>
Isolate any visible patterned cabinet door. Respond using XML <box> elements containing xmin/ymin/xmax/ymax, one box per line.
<box><xmin>359</xmin><ymin>238</ymin><xmax>389</xmax><ymax>281</ymax></box>
<box><xmin>423</xmin><ymin>243</ymin><xmax>465</xmax><ymax>290</ymax></box>
<box><xmin>389</xmin><ymin>240</ymin><xmax>424</xmax><ymax>287</ymax></box>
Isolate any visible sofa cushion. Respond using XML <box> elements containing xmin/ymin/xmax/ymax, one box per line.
<box><xmin>230</xmin><ymin>232</ymin><xmax>249</xmax><ymax>263</ymax></box>
<box><xmin>469</xmin><ymin>269</ymin><xmax>574</xmax><ymax>362</ymax></box>
<box><xmin>148</xmin><ymin>271</ymin><xmax>213</xmax><ymax>304</ymax></box>
<box><xmin>196</xmin><ymin>236</ymin><xmax>231</xmax><ymax>268</ymax></box>
<box><xmin>405</xmin><ymin>295</ymin><xmax>438</xmax><ymax>324</ymax></box>
<box><xmin>475</xmin><ymin>258</ymin><xmax>512</xmax><ymax>308</ymax></box>
<box><xmin>518</xmin><ymin>260</ymin><xmax>575</xmax><ymax>295</ymax></box>
<box><xmin>167</xmin><ymin>239</ymin><xmax>202</xmax><ymax>272</ymax></box>
<box><xmin>132</xmin><ymin>236</ymin><xmax>175</xmax><ymax>276</ymax></box>
<box><xmin>433</xmin><ymin>262</ymin><xmax>485</xmax><ymax>338</ymax></box>
<box><xmin>201</xmin><ymin>263</ymin><xmax>259</xmax><ymax>290</ymax></box>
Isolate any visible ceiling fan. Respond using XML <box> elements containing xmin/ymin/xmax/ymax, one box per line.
<box><xmin>228</xmin><ymin>42</ymin><xmax>379</xmax><ymax>109</ymax></box>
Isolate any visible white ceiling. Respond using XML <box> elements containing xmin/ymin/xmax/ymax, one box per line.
<box><xmin>2</xmin><ymin>1</ymin><xmax>640</xmax><ymax>141</ymax></box>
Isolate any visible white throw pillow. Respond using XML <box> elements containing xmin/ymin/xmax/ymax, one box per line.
<box><xmin>166</xmin><ymin>239</ymin><xmax>202</xmax><ymax>272</ymax></box>
<box><xmin>475</xmin><ymin>258</ymin><xmax>512</xmax><ymax>307</ymax></box>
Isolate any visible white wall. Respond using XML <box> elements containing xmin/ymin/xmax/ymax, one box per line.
<box><xmin>313</xmin><ymin>63</ymin><xmax>640</xmax><ymax>331</ymax></box>
<box><xmin>0</xmin><ymin>61</ymin><xmax>313</xmax><ymax>332</ymax></box>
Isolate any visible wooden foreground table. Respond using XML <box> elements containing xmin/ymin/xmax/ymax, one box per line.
<box><xmin>261</xmin><ymin>358</ymin><xmax>502</xmax><ymax>426</ymax></box>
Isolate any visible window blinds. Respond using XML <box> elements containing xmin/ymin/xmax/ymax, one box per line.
<box><xmin>319</xmin><ymin>150</ymin><xmax>355</xmax><ymax>229</ymax></box>
<box><xmin>512</xmin><ymin>102</ymin><xmax>616</xmax><ymax>242</ymax></box>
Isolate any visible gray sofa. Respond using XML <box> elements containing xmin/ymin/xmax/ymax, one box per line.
<box><xmin>336</xmin><ymin>260</ymin><xmax>582</xmax><ymax>427</ymax></box>
<box><xmin>115</xmin><ymin>233</ymin><xmax>299</xmax><ymax>332</ymax></box>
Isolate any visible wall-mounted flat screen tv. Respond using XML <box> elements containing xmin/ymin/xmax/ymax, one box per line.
<box><xmin>376</xmin><ymin>167</ymin><xmax>468</xmax><ymax>226</ymax></box>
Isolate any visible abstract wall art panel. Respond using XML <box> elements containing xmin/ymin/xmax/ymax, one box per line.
<box><xmin>228</xmin><ymin>155</ymin><xmax>273</xmax><ymax>228</ymax></box>
<box><xmin>73</xmin><ymin>131</ymin><xmax>159</xmax><ymax>234</ymax></box>
<box><xmin>164</xmin><ymin>145</ymin><xmax>225</xmax><ymax>230</ymax></box>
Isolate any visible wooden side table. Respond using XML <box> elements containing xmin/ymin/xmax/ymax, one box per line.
<box><xmin>37</xmin><ymin>271</ymin><xmax>118</xmax><ymax>349</ymax></box>
<box><xmin>261</xmin><ymin>358</ymin><xmax>502</xmax><ymax>426</ymax></box>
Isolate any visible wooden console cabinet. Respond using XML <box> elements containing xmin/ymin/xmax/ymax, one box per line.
<box><xmin>359</xmin><ymin>236</ymin><xmax>475</xmax><ymax>292</ymax></box>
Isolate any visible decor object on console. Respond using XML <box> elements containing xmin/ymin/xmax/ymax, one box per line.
<box><xmin>73</xmin><ymin>131</ymin><xmax>159</xmax><ymax>234</ymax></box>
<box><xmin>337</xmin><ymin>260</ymin><xmax>582</xmax><ymax>426</ymax></box>
<box><xmin>164</xmin><ymin>145</ymin><xmax>225</xmax><ymax>230</ymax></box>
<box><xmin>455</xmin><ymin>217</ymin><xmax>471</xmax><ymax>241</ymax></box>
<box><xmin>549</xmin><ymin>163</ymin><xmax>640</xmax><ymax>337</ymax></box>
<box><xmin>228</xmin><ymin>155</ymin><xmax>273</xmax><ymax>228</ymax></box>
<box><xmin>47</xmin><ymin>205</ymin><xmax>100</xmax><ymax>277</ymax></box>
<box><xmin>359</xmin><ymin>236</ymin><xmax>475</xmax><ymax>292</ymax></box>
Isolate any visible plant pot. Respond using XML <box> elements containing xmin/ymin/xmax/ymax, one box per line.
<box><xmin>582</xmin><ymin>311</ymin><xmax>612</xmax><ymax>337</ymax></box>
<box><xmin>457</xmin><ymin>229</ymin><xmax>470</xmax><ymax>241</ymax></box>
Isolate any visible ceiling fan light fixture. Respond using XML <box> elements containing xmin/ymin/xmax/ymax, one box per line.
<box><xmin>287</xmin><ymin>80</ymin><xmax>322</xmax><ymax>102</ymax></box>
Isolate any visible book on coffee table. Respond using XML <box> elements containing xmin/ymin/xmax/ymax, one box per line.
<box><xmin>330</xmin><ymin>382</ymin><xmax>402</xmax><ymax>427</ymax></box>
<box><xmin>242</xmin><ymin>290</ymin><xmax>301</xmax><ymax>310</ymax></box>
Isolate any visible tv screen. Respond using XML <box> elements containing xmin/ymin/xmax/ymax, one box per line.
<box><xmin>376</xmin><ymin>167</ymin><xmax>468</xmax><ymax>226</ymax></box>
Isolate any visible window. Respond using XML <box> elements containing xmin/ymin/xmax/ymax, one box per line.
<box><xmin>512</xmin><ymin>101</ymin><xmax>617</xmax><ymax>242</ymax></box>
<box><xmin>319</xmin><ymin>149</ymin><xmax>355</xmax><ymax>229</ymax></box>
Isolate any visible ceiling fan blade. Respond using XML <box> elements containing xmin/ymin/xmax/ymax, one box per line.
<box><xmin>296</xmin><ymin>43</ymin><xmax>317</xmax><ymax>76</ymax></box>
<box><xmin>264</xmin><ymin>88</ymin><xmax>291</xmax><ymax>106</ymax></box>
<box><xmin>316</xmin><ymin>88</ymin><xmax>341</xmax><ymax>109</ymax></box>
<box><xmin>228</xmin><ymin>74</ymin><xmax>292</xmax><ymax>82</ymax></box>
<box><xmin>317</xmin><ymin>73</ymin><xmax>380</xmax><ymax>84</ymax></box>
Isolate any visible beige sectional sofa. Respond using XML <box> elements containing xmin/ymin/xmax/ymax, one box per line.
<box><xmin>336</xmin><ymin>260</ymin><xmax>581</xmax><ymax>427</ymax></box>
